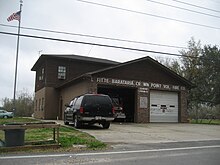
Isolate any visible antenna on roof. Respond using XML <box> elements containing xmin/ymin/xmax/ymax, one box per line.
<box><xmin>38</xmin><ymin>50</ymin><xmax>43</xmax><ymax>56</ymax></box>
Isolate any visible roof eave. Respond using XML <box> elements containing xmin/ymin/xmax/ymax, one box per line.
<box><xmin>87</xmin><ymin>56</ymin><xmax>194</xmax><ymax>88</ymax></box>
<box><xmin>55</xmin><ymin>74</ymin><xmax>91</xmax><ymax>89</ymax></box>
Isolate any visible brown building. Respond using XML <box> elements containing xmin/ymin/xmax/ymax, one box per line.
<box><xmin>31</xmin><ymin>54</ymin><xmax>193</xmax><ymax>123</ymax></box>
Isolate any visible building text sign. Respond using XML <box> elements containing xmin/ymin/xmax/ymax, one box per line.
<box><xmin>96</xmin><ymin>77</ymin><xmax>186</xmax><ymax>91</ymax></box>
<box><xmin>140</xmin><ymin>97</ymin><xmax>148</xmax><ymax>108</ymax></box>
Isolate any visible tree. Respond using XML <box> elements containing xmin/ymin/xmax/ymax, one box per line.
<box><xmin>179</xmin><ymin>38</ymin><xmax>203</xmax><ymax>107</ymax></box>
<box><xmin>200</xmin><ymin>45</ymin><xmax>220</xmax><ymax>106</ymax></box>
<box><xmin>160</xmin><ymin>38</ymin><xmax>220</xmax><ymax>120</ymax></box>
<box><xmin>2</xmin><ymin>89</ymin><xmax>34</xmax><ymax>117</ymax></box>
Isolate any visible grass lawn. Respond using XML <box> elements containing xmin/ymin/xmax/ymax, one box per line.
<box><xmin>190</xmin><ymin>119</ymin><xmax>220</xmax><ymax>125</ymax></box>
<box><xmin>0</xmin><ymin>117</ymin><xmax>39</xmax><ymax>124</ymax></box>
<box><xmin>0</xmin><ymin>117</ymin><xmax>106</xmax><ymax>152</ymax></box>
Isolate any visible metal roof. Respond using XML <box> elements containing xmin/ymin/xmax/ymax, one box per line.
<box><xmin>31</xmin><ymin>54</ymin><xmax>119</xmax><ymax>71</ymax></box>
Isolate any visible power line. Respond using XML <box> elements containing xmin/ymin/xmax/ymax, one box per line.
<box><xmin>75</xmin><ymin>0</ymin><xmax>220</xmax><ymax>30</ymax></box>
<box><xmin>146</xmin><ymin>0</ymin><xmax>220</xmax><ymax>19</ymax></box>
<box><xmin>0</xmin><ymin>23</ymin><xmax>187</xmax><ymax>49</ymax></box>
<box><xmin>172</xmin><ymin>0</ymin><xmax>220</xmax><ymax>13</ymax></box>
<box><xmin>0</xmin><ymin>31</ymin><xmax>186</xmax><ymax>58</ymax></box>
<box><xmin>1</xmin><ymin>31</ymin><xmax>217</xmax><ymax>61</ymax></box>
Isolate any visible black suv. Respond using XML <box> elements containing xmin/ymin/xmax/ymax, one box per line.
<box><xmin>64</xmin><ymin>94</ymin><xmax>115</xmax><ymax>129</ymax></box>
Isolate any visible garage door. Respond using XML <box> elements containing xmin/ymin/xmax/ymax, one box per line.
<box><xmin>150</xmin><ymin>91</ymin><xmax>178</xmax><ymax>122</ymax></box>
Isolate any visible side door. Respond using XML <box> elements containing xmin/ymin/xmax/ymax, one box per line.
<box><xmin>74</xmin><ymin>96</ymin><xmax>84</xmax><ymax>116</ymax></box>
<box><xmin>69</xmin><ymin>97</ymin><xmax>78</xmax><ymax>120</ymax></box>
<box><xmin>66</xmin><ymin>98</ymin><xmax>77</xmax><ymax>121</ymax></box>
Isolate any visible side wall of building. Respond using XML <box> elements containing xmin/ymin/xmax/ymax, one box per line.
<box><xmin>34</xmin><ymin>58</ymin><xmax>116</xmax><ymax>91</ymax></box>
<box><xmin>44</xmin><ymin>87</ymin><xmax>60</xmax><ymax>119</ymax></box>
<box><xmin>34</xmin><ymin>88</ymin><xmax>46</xmax><ymax>119</ymax></box>
<box><xmin>59</xmin><ymin>80</ymin><xmax>90</xmax><ymax>119</ymax></box>
<box><xmin>34</xmin><ymin>87</ymin><xmax>59</xmax><ymax>119</ymax></box>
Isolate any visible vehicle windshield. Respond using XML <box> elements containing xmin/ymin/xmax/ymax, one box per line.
<box><xmin>83</xmin><ymin>95</ymin><xmax>112</xmax><ymax>107</ymax></box>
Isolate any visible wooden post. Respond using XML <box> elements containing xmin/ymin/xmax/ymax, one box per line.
<box><xmin>53</xmin><ymin>128</ymin><xmax>56</xmax><ymax>142</ymax></box>
<box><xmin>57</xmin><ymin>127</ymin><xmax>60</xmax><ymax>144</ymax></box>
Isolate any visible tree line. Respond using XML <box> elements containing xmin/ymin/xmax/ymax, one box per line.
<box><xmin>1</xmin><ymin>90</ymin><xmax>34</xmax><ymax>117</ymax></box>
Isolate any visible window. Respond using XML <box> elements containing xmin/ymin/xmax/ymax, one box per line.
<box><xmin>75</xmin><ymin>96</ymin><xmax>83</xmax><ymax>109</ymax></box>
<box><xmin>41</xmin><ymin>68</ymin><xmax>44</xmax><ymax>80</ymax></box>
<box><xmin>35</xmin><ymin>100</ymin><xmax>38</xmax><ymax>111</ymax></box>
<box><xmin>70</xmin><ymin>98</ymin><xmax>77</xmax><ymax>107</ymax></box>
<box><xmin>39</xmin><ymin>99</ymin><xmax>41</xmax><ymax>111</ymax></box>
<box><xmin>161</xmin><ymin>105</ymin><xmax>167</xmax><ymax>108</ymax></box>
<box><xmin>41</xmin><ymin>98</ymin><xmax>44</xmax><ymax>111</ymax></box>
<box><xmin>58</xmin><ymin>66</ymin><xmax>66</xmax><ymax>80</ymax></box>
<box><xmin>38</xmin><ymin>68</ymin><xmax>44</xmax><ymax>81</ymax></box>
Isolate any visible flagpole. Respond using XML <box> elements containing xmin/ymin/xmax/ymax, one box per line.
<box><xmin>13</xmin><ymin>0</ymin><xmax>23</xmax><ymax>112</ymax></box>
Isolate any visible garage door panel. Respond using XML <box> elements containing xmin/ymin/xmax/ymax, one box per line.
<box><xmin>150</xmin><ymin>115</ymin><xmax>178</xmax><ymax>123</ymax></box>
<box><xmin>150</xmin><ymin>91</ymin><xmax>178</xmax><ymax>122</ymax></box>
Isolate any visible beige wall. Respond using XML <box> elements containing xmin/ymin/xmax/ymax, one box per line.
<box><xmin>45</xmin><ymin>87</ymin><xmax>59</xmax><ymax>119</ymax></box>
<box><xmin>34</xmin><ymin>87</ymin><xmax>59</xmax><ymax>119</ymax></box>
<box><xmin>34</xmin><ymin>88</ymin><xmax>46</xmax><ymax>119</ymax></box>
<box><xmin>59</xmin><ymin>80</ymin><xmax>89</xmax><ymax>119</ymax></box>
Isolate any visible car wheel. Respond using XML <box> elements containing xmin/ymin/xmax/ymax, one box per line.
<box><xmin>64</xmin><ymin>121</ymin><xmax>69</xmax><ymax>125</ymax></box>
<box><xmin>102</xmin><ymin>122</ymin><xmax>110</xmax><ymax>129</ymax></box>
<box><xmin>64</xmin><ymin>115</ymin><xmax>69</xmax><ymax>125</ymax></box>
<box><xmin>64</xmin><ymin>119</ymin><xmax>69</xmax><ymax>125</ymax></box>
<box><xmin>3</xmin><ymin>116</ymin><xmax>8</xmax><ymax>119</ymax></box>
<box><xmin>74</xmin><ymin>115</ymin><xmax>81</xmax><ymax>129</ymax></box>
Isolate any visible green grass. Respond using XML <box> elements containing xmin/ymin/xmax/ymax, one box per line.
<box><xmin>0</xmin><ymin>117</ymin><xmax>106</xmax><ymax>152</ymax></box>
<box><xmin>190</xmin><ymin>119</ymin><xmax>220</xmax><ymax>125</ymax></box>
<box><xmin>0</xmin><ymin>117</ymin><xmax>38</xmax><ymax>125</ymax></box>
<box><xmin>58</xmin><ymin>127</ymin><xmax>106</xmax><ymax>149</ymax></box>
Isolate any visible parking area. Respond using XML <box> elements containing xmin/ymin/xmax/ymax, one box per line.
<box><xmin>81</xmin><ymin>123</ymin><xmax>220</xmax><ymax>144</ymax></box>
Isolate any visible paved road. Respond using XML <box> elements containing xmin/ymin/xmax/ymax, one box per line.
<box><xmin>0</xmin><ymin>141</ymin><xmax>220</xmax><ymax>165</ymax></box>
<box><xmin>2</xmin><ymin>121</ymin><xmax>218</xmax><ymax>165</ymax></box>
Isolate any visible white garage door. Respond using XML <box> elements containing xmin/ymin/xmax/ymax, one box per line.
<box><xmin>150</xmin><ymin>91</ymin><xmax>178</xmax><ymax>122</ymax></box>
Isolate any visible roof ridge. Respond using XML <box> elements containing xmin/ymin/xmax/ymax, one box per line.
<box><xmin>42</xmin><ymin>54</ymin><xmax>119</xmax><ymax>64</ymax></box>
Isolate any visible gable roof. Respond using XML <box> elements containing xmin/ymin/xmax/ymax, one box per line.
<box><xmin>87</xmin><ymin>56</ymin><xmax>194</xmax><ymax>87</ymax></box>
<box><xmin>57</xmin><ymin>56</ymin><xmax>194</xmax><ymax>89</ymax></box>
<box><xmin>31</xmin><ymin>54</ymin><xmax>119</xmax><ymax>71</ymax></box>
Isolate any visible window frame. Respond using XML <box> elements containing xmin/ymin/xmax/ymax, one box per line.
<box><xmin>58</xmin><ymin>66</ymin><xmax>66</xmax><ymax>80</ymax></box>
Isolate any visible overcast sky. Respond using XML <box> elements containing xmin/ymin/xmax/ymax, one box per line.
<box><xmin>0</xmin><ymin>0</ymin><xmax>220</xmax><ymax>106</ymax></box>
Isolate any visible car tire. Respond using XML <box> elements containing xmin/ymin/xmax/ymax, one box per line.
<box><xmin>74</xmin><ymin>115</ymin><xmax>81</xmax><ymax>129</ymax></box>
<box><xmin>64</xmin><ymin>115</ymin><xmax>69</xmax><ymax>125</ymax></box>
<box><xmin>3</xmin><ymin>116</ymin><xmax>8</xmax><ymax>119</ymax></box>
<box><xmin>102</xmin><ymin>122</ymin><xmax>110</xmax><ymax>129</ymax></box>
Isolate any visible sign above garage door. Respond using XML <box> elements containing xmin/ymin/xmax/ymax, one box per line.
<box><xmin>150</xmin><ymin>91</ymin><xmax>178</xmax><ymax>122</ymax></box>
<box><xmin>96</xmin><ymin>77</ymin><xmax>186</xmax><ymax>91</ymax></box>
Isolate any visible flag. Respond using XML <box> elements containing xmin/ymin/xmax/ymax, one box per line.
<box><xmin>7</xmin><ymin>11</ymin><xmax>21</xmax><ymax>22</ymax></box>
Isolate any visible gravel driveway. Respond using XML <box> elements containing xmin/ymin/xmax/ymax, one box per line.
<box><xmin>81</xmin><ymin>123</ymin><xmax>220</xmax><ymax>144</ymax></box>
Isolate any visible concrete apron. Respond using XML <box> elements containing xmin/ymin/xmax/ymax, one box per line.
<box><xmin>46</xmin><ymin>120</ymin><xmax>220</xmax><ymax>144</ymax></box>
<box><xmin>80</xmin><ymin>123</ymin><xmax>220</xmax><ymax>144</ymax></box>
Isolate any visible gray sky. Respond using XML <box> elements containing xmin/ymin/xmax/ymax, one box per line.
<box><xmin>0</xmin><ymin>0</ymin><xmax>220</xmax><ymax>106</ymax></box>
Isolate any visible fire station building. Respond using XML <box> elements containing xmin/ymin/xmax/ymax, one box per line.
<box><xmin>31</xmin><ymin>54</ymin><xmax>193</xmax><ymax>123</ymax></box>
